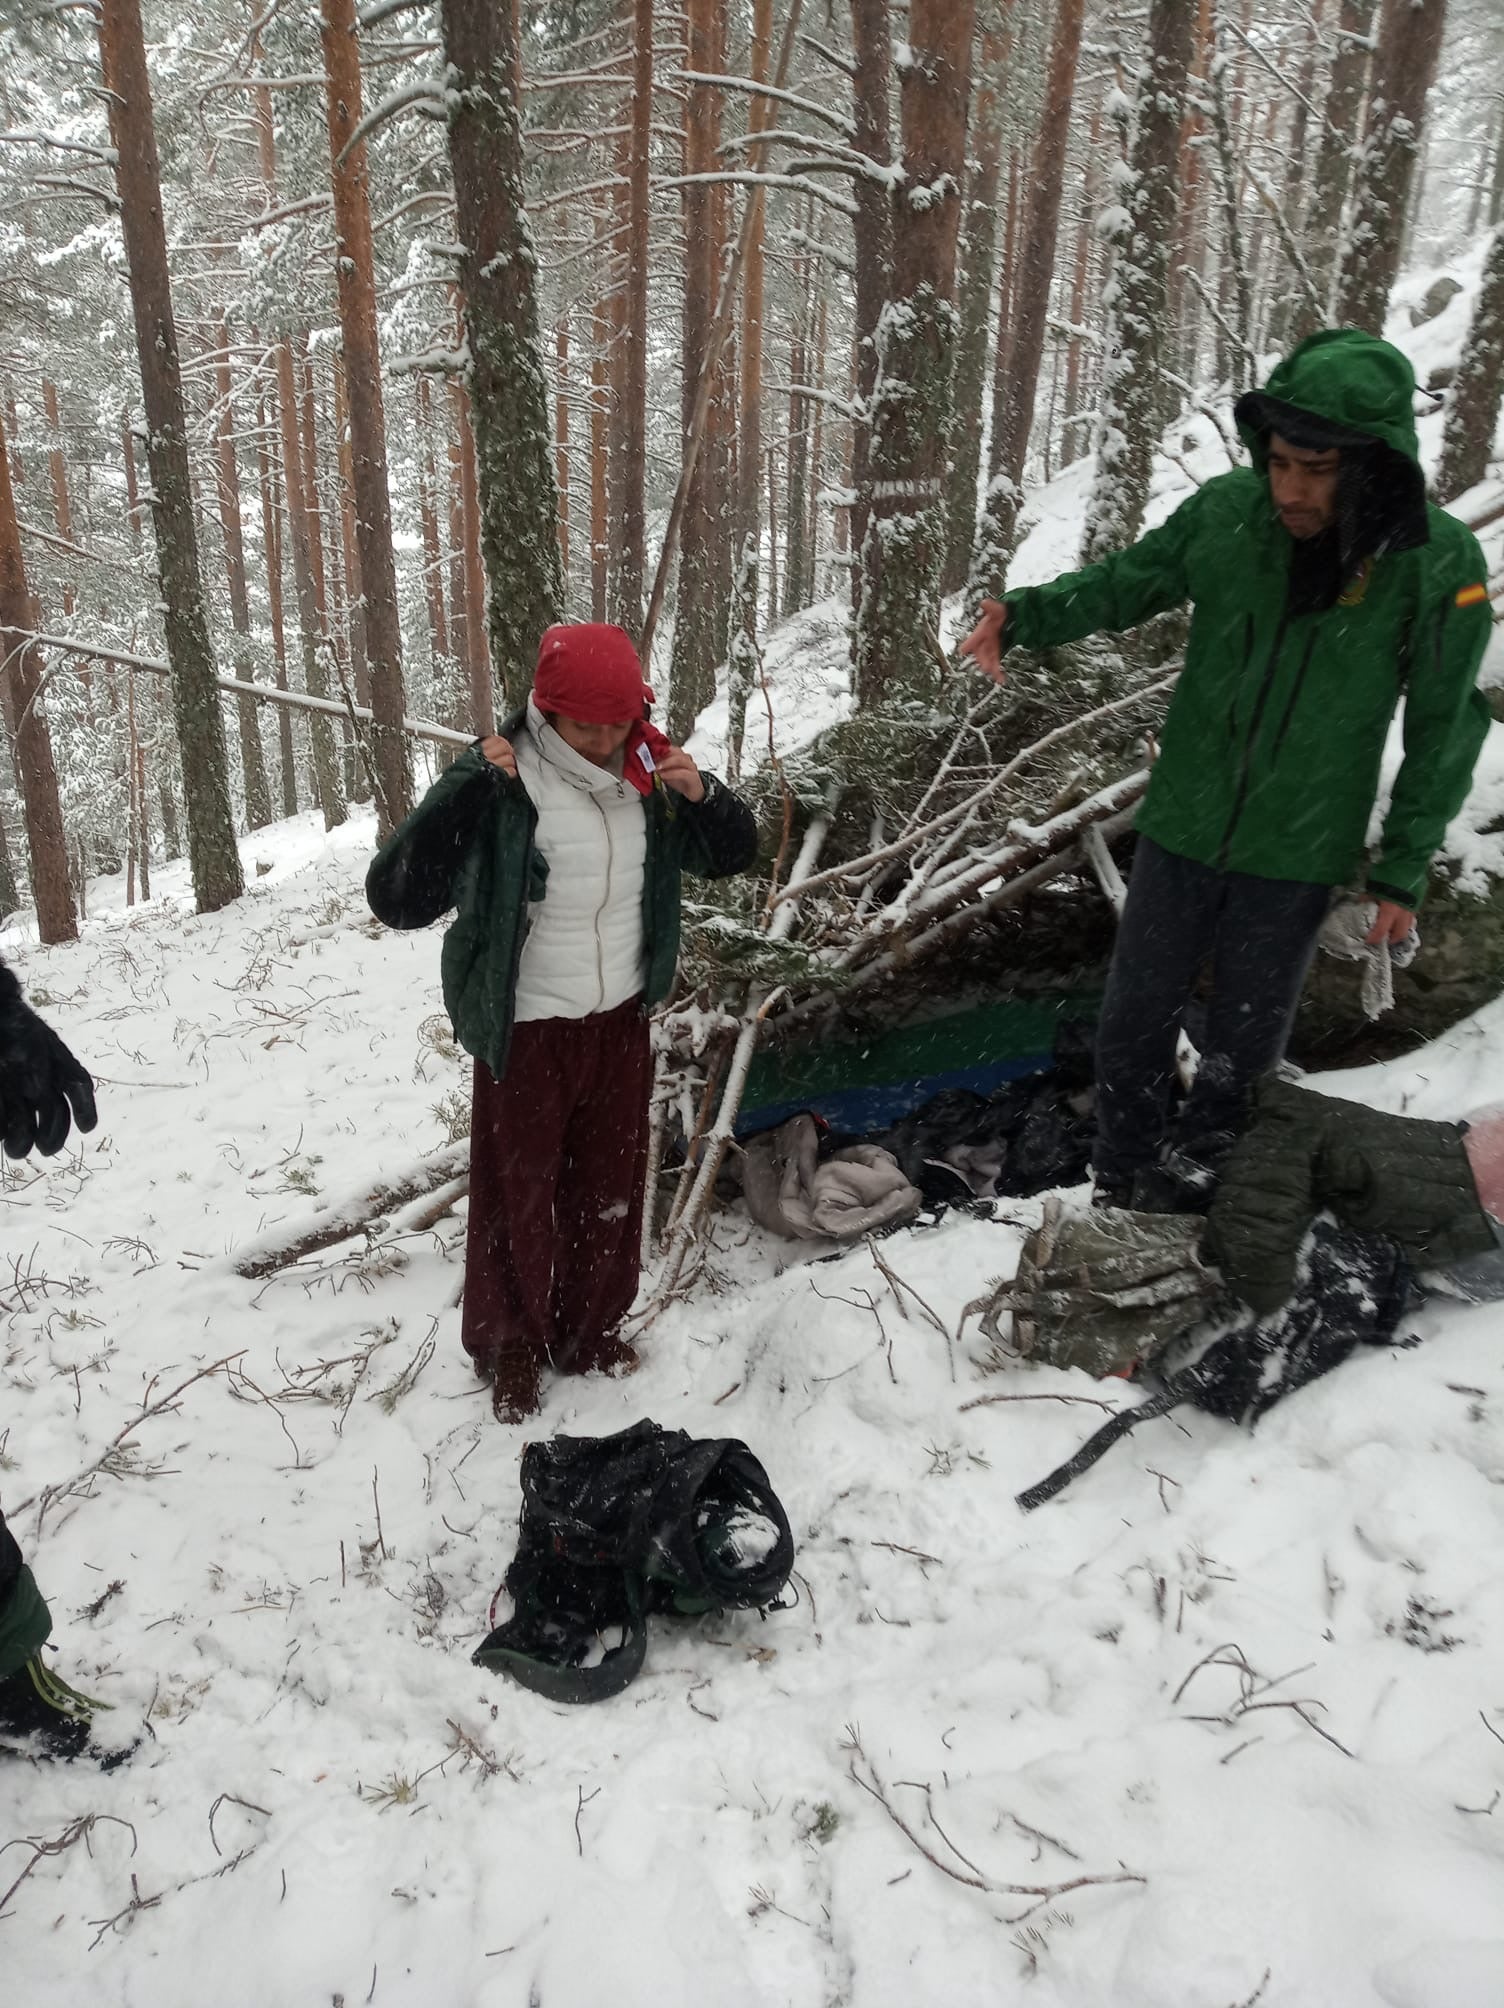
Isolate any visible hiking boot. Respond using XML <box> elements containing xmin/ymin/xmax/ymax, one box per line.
<box><xmin>557</xmin><ymin>1333</ymin><xmax>640</xmax><ymax>1380</ymax></box>
<box><xmin>491</xmin><ymin>1363</ymin><xmax>542</xmax><ymax>1424</ymax></box>
<box><xmin>0</xmin><ymin>1654</ymin><xmax>125</xmax><ymax>1766</ymax></box>
<box><xmin>471</xmin><ymin>1346</ymin><xmax>543</xmax><ymax>1421</ymax></box>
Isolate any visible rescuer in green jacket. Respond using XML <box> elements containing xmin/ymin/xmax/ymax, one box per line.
<box><xmin>962</xmin><ymin>329</ymin><xmax>1494</xmax><ymax>1205</ymax></box>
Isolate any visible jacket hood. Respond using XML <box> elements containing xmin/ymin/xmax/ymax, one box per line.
<box><xmin>1234</xmin><ymin>329</ymin><xmax>1429</xmax><ymax>566</ymax></box>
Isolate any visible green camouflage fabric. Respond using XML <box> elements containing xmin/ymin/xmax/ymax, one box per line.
<box><xmin>980</xmin><ymin>1198</ymin><xmax>1226</xmax><ymax>1378</ymax></box>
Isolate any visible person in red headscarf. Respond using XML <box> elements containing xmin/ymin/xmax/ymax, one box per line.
<box><xmin>367</xmin><ymin>624</ymin><xmax>758</xmax><ymax>1420</ymax></box>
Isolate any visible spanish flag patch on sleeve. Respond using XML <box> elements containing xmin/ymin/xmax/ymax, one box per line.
<box><xmin>1456</xmin><ymin>582</ymin><xmax>1488</xmax><ymax>608</ymax></box>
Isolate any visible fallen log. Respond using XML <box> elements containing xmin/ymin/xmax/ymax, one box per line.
<box><xmin>230</xmin><ymin>1141</ymin><xmax>471</xmax><ymax>1279</ymax></box>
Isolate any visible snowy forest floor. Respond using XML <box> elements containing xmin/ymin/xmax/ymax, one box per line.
<box><xmin>6</xmin><ymin>268</ymin><xmax>1504</xmax><ymax>2005</ymax></box>
<box><xmin>1</xmin><ymin>821</ymin><xmax>1503</xmax><ymax>2008</ymax></box>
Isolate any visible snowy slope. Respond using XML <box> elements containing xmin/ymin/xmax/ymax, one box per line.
<box><xmin>1</xmin><ymin>807</ymin><xmax>1503</xmax><ymax>2008</ymax></box>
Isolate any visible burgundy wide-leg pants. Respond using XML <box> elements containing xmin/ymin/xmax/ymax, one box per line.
<box><xmin>461</xmin><ymin>997</ymin><xmax>652</xmax><ymax>1401</ymax></box>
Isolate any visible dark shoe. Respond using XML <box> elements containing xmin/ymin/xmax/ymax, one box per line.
<box><xmin>556</xmin><ymin>1332</ymin><xmax>640</xmax><ymax>1380</ymax></box>
<box><xmin>491</xmin><ymin>1363</ymin><xmax>542</xmax><ymax>1423</ymax></box>
<box><xmin>0</xmin><ymin>1654</ymin><xmax>124</xmax><ymax>1765</ymax></box>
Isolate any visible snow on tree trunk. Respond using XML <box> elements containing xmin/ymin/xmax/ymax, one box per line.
<box><xmin>99</xmin><ymin>0</ymin><xmax>243</xmax><ymax>914</ymax></box>
<box><xmin>849</xmin><ymin>0</ymin><xmax>894</xmax><ymax>627</ymax></box>
<box><xmin>782</xmin><ymin>231</ymin><xmax>813</xmax><ymax>623</ymax></box>
<box><xmin>726</xmin><ymin>0</ymin><xmax>774</xmax><ymax>782</ymax></box>
<box><xmin>590</xmin><ymin>284</ymin><xmax>610</xmax><ymax>622</ymax></box>
<box><xmin>275</xmin><ymin>340</ymin><xmax>347</xmax><ymax>831</ymax></box>
<box><xmin>320</xmin><ymin>0</ymin><xmax>412</xmax><ymax>839</ymax></box>
<box><xmin>940</xmin><ymin>7</ymin><xmax>1008</xmax><ymax>600</ymax></box>
<box><xmin>670</xmin><ymin>0</ymin><xmax>731</xmax><ymax>744</ymax></box>
<box><xmin>1336</xmin><ymin>0</ymin><xmax>1448</xmax><ymax>336</ymax></box>
<box><xmin>967</xmin><ymin>0</ymin><xmax>1084</xmax><ymax>607</ymax></box>
<box><xmin>853</xmin><ymin>0</ymin><xmax>975</xmax><ymax>712</ymax></box>
<box><xmin>441</xmin><ymin>0</ymin><xmax>563</xmax><ymax>713</ymax></box>
<box><xmin>0</xmin><ymin>793</ymin><xmax>17</xmax><ymax>922</ymax></box>
<box><xmin>605</xmin><ymin>0</ymin><xmax>653</xmax><ymax>642</ymax></box>
<box><xmin>1079</xmin><ymin>0</ymin><xmax>1195</xmax><ymax>568</ymax></box>
<box><xmin>1435</xmin><ymin>225</ymin><xmax>1504</xmax><ymax>506</ymax></box>
<box><xmin>212</xmin><ymin>334</ymin><xmax>274</xmax><ymax>833</ymax></box>
<box><xmin>451</xmin><ymin>363</ymin><xmax>493</xmax><ymax>733</ymax></box>
<box><xmin>0</xmin><ymin>415</ymin><xmax>76</xmax><ymax>945</ymax></box>
<box><xmin>1264</xmin><ymin>1</ymin><xmax>1327</xmax><ymax>353</ymax></box>
<box><xmin>254</xmin><ymin>395</ymin><xmax>299</xmax><ymax>819</ymax></box>
<box><xmin>986</xmin><ymin>145</ymin><xmax>1021</xmax><ymax>484</ymax></box>
<box><xmin>414</xmin><ymin>376</ymin><xmax>450</xmax><ymax>666</ymax></box>
<box><xmin>1295</xmin><ymin>0</ymin><xmax>1374</xmax><ymax>343</ymax></box>
<box><xmin>332</xmin><ymin>356</ymin><xmax>372</xmax><ymax>805</ymax></box>
<box><xmin>42</xmin><ymin>380</ymin><xmax>76</xmax><ymax>621</ymax></box>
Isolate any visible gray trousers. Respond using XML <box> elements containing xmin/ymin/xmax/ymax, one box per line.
<box><xmin>1094</xmin><ymin>836</ymin><xmax>1331</xmax><ymax>1184</ymax></box>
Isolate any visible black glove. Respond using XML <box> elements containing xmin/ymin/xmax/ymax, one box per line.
<box><xmin>0</xmin><ymin>961</ymin><xmax>98</xmax><ymax>1159</ymax></box>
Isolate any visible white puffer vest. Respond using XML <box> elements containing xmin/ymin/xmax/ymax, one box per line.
<box><xmin>510</xmin><ymin>699</ymin><xmax>648</xmax><ymax>1023</ymax></box>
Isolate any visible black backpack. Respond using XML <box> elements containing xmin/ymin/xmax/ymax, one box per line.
<box><xmin>1017</xmin><ymin>1221</ymin><xmax>1414</xmax><ymax>1511</ymax></box>
<box><xmin>473</xmin><ymin>1419</ymin><xmax>795</xmax><ymax>1703</ymax></box>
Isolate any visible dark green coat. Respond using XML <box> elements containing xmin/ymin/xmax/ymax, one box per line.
<box><xmin>1002</xmin><ymin>333</ymin><xmax>1493</xmax><ymax>906</ymax></box>
<box><xmin>366</xmin><ymin>712</ymin><xmax>758</xmax><ymax>1080</ymax></box>
<box><xmin>1206</xmin><ymin>1075</ymin><xmax>1495</xmax><ymax>1316</ymax></box>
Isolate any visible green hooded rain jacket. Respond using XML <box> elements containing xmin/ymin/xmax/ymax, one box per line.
<box><xmin>1000</xmin><ymin>331</ymin><xmax>1493</xmax><ymax>907</ymax></box>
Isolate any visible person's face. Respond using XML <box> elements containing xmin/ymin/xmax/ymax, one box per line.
<box><xmin>549</xmin><ymin>712</ymin><xmax>634</xmax><ymax>767</ymax></box>
<box><xmin>1266</xmin><ymin>434</ymin><xmax>1341</xmax><ymax>540</ymax></box>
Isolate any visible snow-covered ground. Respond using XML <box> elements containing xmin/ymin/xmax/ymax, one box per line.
<box><xmin>1</xmin><ymin>794</ymin><xmax>1503</xmax><ymax>2007</ymax></box>
<box><xmin>7</xmin><ymin>255</ymin><xmax>1504</xmax><ymax>2008</ymax></box>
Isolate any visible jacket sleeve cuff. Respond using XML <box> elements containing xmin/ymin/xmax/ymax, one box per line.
<box><xmin>1366</xmin><ymin>876</ymin><xmax>1419</xmax><ymax>911</ymax></box>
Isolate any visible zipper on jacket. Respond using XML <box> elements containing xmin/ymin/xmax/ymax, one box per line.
<box><xmin>590</xmin><ymin>795</ymin><xmax>614</xmax><ymax>1011</ymax></box>
<box><xmin>1216</xmin><ymin>612</ymin><xmax>1289</xmax><ymax>869</ymax></box>
<box><xmin>1268</xmin><ymin>628</ymin><xmax>1321</xmax><ymax>766</ymax></box>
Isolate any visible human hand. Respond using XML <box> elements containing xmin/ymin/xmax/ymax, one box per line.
<box><xmin>1365</xmin><ymin>899</ymin><xmax>1416</xmax><ymax>948</ymax></box>
<box><xmin>479</xmin><ymin>734</ymin><xmax>517</xmax><ymax>778</ymax></box>
<box><xmin>0</xmin><ymin>988</ymin><xmax>98</xmax><ymax>1159</ymax></box>
<box><xmin>655</xmin><ymin>745</ymin><xmax>706</xmax><ymax>802</ymax></box>
<box><xmin>959</xmin><ymin>597</ymin><xmax>1009</xmax><ymax>684</ymax></box>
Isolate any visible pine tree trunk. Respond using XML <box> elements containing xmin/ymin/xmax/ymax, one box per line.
<box><xmin>1435</xmin><ymin>225</ymin><xmax>1504</xmax><ymax>505</ymax></box>
<box><xmin>212</xmin><ymin>331</ymin><xmax>274</xmax><ymax>831</ymax></box>
<box><xmin>320</xmin><ymin>0</ymin><xmax>412</xmax><ymax>838</ymax></box>
<box><xmin>853</xmin><ymin>0</ymin><xmax>975</xmax><ymax>711</ymax></box>
<box><xmin>415</xmin><ymin>375</ymin><xmax>450</xmax><ymax>664</ymax></box>
<box><xmin>590</xmin><ymin>284</ymin><xmax>610</xmax><ymax>621</ymax></box>
<box><xmin>1079</xmin><ymin>0</ymin><xmax>1195</xmax><ymax>567</ymax></box>
<box><xmin>0</xmin><ymin>415</ymin><xmax>76</xmax><ymax>943</ymax></box>
<box><xmin>1336</xmin><ymin>0</ymin><xmax>1447</xmax><ymax>335</ymax></box>
<box><xmin>275</xmin><ymin>339</ymin><xmax>346</xmax><ymax>829</ymax></box>
<box><xmin>0</xmin><ymin>791</ymin><xmax>18</xmax><ymax>921</ymax></box>
<box><xmin>255</xmin><ymin>394</ymin><xmax>298</xmax><ymax>818</ymax></box>
<box><xmin>940</xmin><ymin>8</ymin><xmax>1007</xmax><ymax>599</ymax></box>
<box><xmin>1061</xmin><ymin>96</ymin><xmax>1105</xmax><ymax>468</ymax></box>
<box><xmin>670</xmin><ymin>0</ymin><xmax>729</xmax><ymax>743</ymax></box>
<box><xmin>986</xmin><ymin>145</ymin><xmax>1022</xmax><ymax>484</ymax></box>
<box><xmin>782</xmin><ymin>251</ymin><xmax>811</xmax><ymax>622</ymax></box>
<box><xmin>42</xmin><ymin>379</ymin><xmax>76</xmax><ymax>619</ymax></box>
<box><xmin>1296</xmin><ymin>0</ymin><xmax>1375</xmax><ymax>341</ymax></box>
<box><xmin>968</xmin><ymin>0</ymin><xmax>1084</xmax><ymax>593</ymax></box>
<box><xmin>730</xmin><ymin>0</ymin><xmax>773</xmax><ymax>767</ymax></box>
<box><xmin>555</xmin><ymin>314</ymin><xmax>571</xmax><ymax>590</ymax></box>
<box><xmin>99</xmin><ymin>0</ymin><xmax>243</xmax><ymax>912</ymax></box>
<box><xmin>807</xmin><ymin>287</ymin><xmax>828</xmax><ymax>604</ymax></box>
<box><xmin>453</xmin><ymin>371</ymin><xmax>494</xmax><ymax>732</ymax></box>
<box><xmin>332</xmin><ymin>355</ymin><xmax>371</xmax><ymax>722</ymax></box>
<box><xmin>441</xmin><ymin>0</ymin><xmax>563</xmax><ymax>711</ymax></box>
<box><xmin>849</xmin><ymin>0</ymin><xmax>893</xmax><ymax>622</ymax></box>
<box><xmin>1264</xmin><ymin>0</ymin><xmax>1326</xmax><ymax>352</ymax></box>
